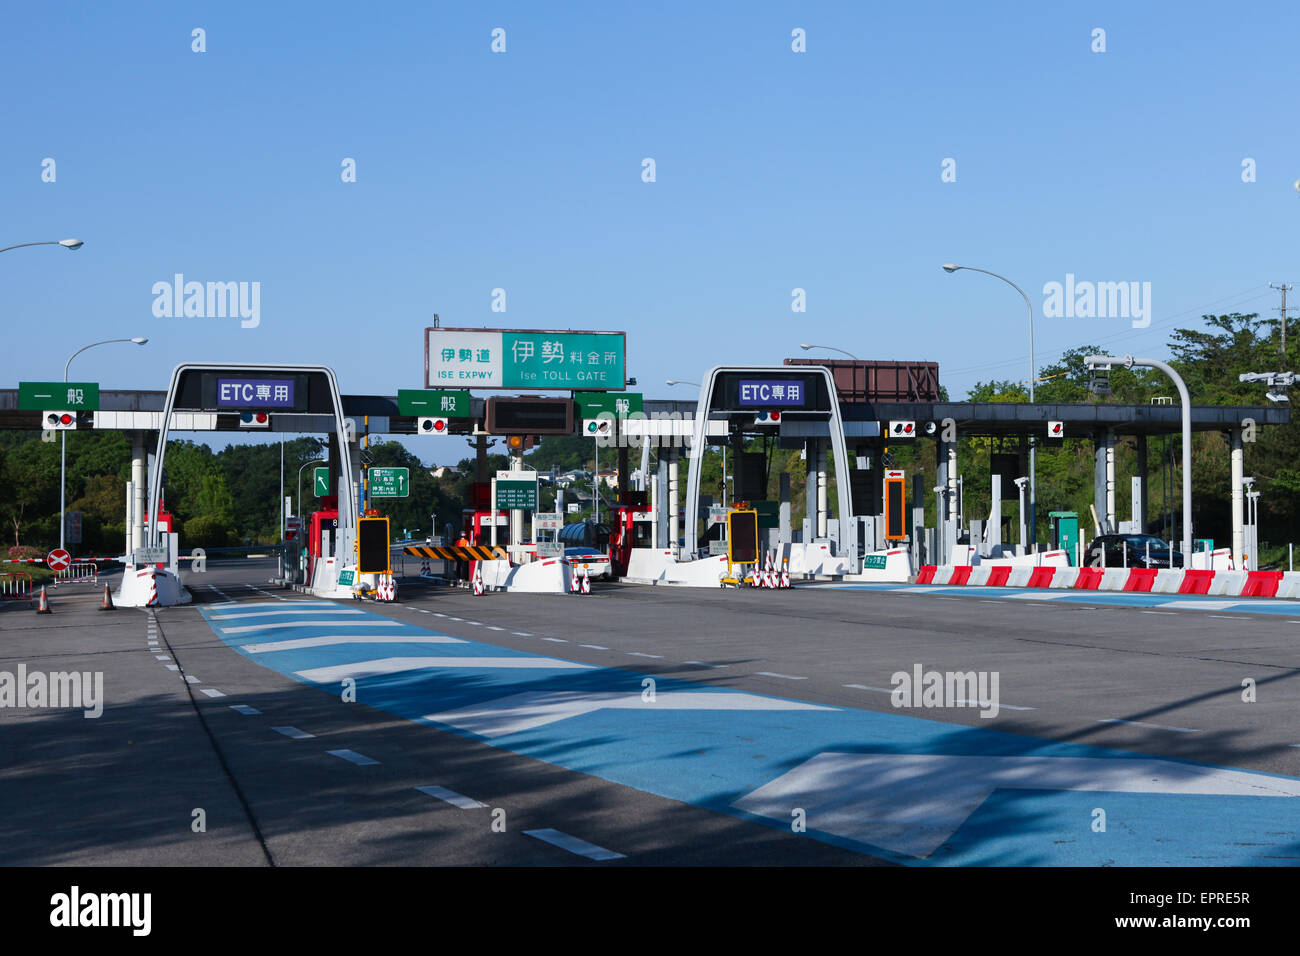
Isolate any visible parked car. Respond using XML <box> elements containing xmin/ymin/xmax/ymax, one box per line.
<box><xmin>1084</xmin><ymin>534</ymin><xmax>1183</xmax><ymax>569</ymax></box>
<box><xmin>564</xmin><ymin>546</ymin><xmax>612</xmax><ymax>580</ymax></box>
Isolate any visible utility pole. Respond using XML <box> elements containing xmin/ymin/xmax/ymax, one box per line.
<box><xmin>1269</xmin><ymin>282</ymin><xmax>1292</xmax><ymax>356</ymax></box>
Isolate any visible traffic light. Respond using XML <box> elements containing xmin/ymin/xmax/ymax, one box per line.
<box><xmin>43</xmin><ymin>411</ymin><xmax>76</xmax><ymax>431</ymax></box>
<box><xmin>1047</xmin><ymin>421</ymin><xmax>1064</xmax><ymax>438</ymax></box>
<box><xmin>754</xmin><ymin>411</ymin><xmax>782</xmax><ymax>426</ymax></box>
<box><xmin>888</xmin><ymin>420</ymin><xmax>916</xmax><ymax>439</ymax></box>
<box><xmin>583</xmin><ymin>418</ymin><xmax>612</xmax><ymax>437</ymax></box>
<box><xmin>505</xmin><ymin>435</ymin><xmax>536</xmax><ymax>452</ymax></box>
<box><xmin>419</xmin><ymin>416</ymin><xmax>449</xmax><ymax>435</ymax></box>
<box><xmin>239</xmin><ymin>412</ymin><xmax>270</xmax><ymax>428</ymax></box>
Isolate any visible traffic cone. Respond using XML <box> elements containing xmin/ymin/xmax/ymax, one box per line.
<box><xmin>580</xmin><ymin>565</ymin><xmax>591</xmax><ymax>594</ymax></box>
<box><xmin>36</xmin><ymin>586</ymin><xmax>51</xmax><ymax>614</ymax></box>
<box><xmin>99</xmin><ymin>584</ymin><xmax>115</xmax><ymax>611</ymax></box>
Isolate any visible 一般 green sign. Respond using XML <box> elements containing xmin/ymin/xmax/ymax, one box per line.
<box><xmin>397</xmin><ymin>389</ymin><xmax>470</xmax><ymax>418</ymax></box>
<box><xmin>576</xmin><ymin>392</ymin><xmax>643</xmax><ymax>418</ymax></box>
<box><xmin>19</xmin><ymin>381</ymin><xmax>100</xmax><ymax>411</ymax></box>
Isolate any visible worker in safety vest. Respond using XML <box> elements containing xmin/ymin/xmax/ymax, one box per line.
<box><xmin>455</xmin><ymin>534</ymin><xmax>471</xmax><ymax>582</ymax></box>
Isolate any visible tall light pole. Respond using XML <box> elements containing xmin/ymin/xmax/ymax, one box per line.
<box><xmin>943</xmin><ymin>263</ymin><xmax>1038</xmax><ymax>549</ymax></box>
<box><xmin>799</xmin><ymin>343</ymin><xmax>860</xmax><ymax>361</ymax></box>
<box><xmin>297</xmin><ymin>458</ymin><xmax>327</xmax><ymax>520</ymax></box>
<box><xmin>1089</xmin><ymin>354</ymin><xmax>1193</xmax><ymax>565</ymax></box>
<box><xmin>61</xmin><ymin>337</ymin><xmax>149</xmax><ymax>553</ymax></box>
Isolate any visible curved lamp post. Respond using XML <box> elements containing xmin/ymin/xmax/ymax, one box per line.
<box><xmin>943</xmin><ymin>263</ymin><xmax>1038</xmax><ymax>549</ymax></box>
<box><xmin>799</xmin><ymin>343</ymin><xmax>860</xmax><ymax>361</ymax></box>
<box><xmin>1</xmin><ymin>238</ymin><xmax>83</xmax><ymax>254</ymax></box>
<box><xmin>61</xmin><ymin>338</ymin><xmax>149</xmax><ymax>552</ymax></box>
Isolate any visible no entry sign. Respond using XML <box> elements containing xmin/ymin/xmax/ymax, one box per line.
<box><xmin>46</xmin><ymin>549</ymin><xmax>71</xmax><ymax>571</ymax></box>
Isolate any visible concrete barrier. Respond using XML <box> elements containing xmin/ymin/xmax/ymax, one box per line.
<box><xmin>1099</xmin><ymin>569</ymin><xmax>1130</xmax><ymax>591</ymax></box>
<box><xmin>842</xmin><ymin>549</ymin><xmax>912</xmax><ymax>583</ymax></box>
<box><xmin>1006</xmin><ymin>566</ymin><xmax>1034</xmax><ymax>587</ymax></box>
<box><xmin>1122</xmin><ymin>568</ymin><xmax>1158</xmax><ymax>592</ymax></box>
<box><xmin>1208</xmin><ymin>571</ymin><xmax>1248</xmax><ymax>596</ymax></box>
<box><xmin>1151</xmin><ymin>570</ymin><xmax>1183</xmax><ymax>594</ymax></box>
<box><xmin>624</xmin><ymin>548</ymin><xmax>673</xmax><ymax>583</ymax></box>
<box><xmin>981</xmin><ymin>550</ymin><xmax>1070</xmax><ymax>568</ymax></box>
<box><xmin>1177</xmin><ymin>570</ymin><xmax>1214</xmax><ymax>594</ymax></box>
<box><xmin>116</xmin><ymin>564</ymin><xmax>191</xmax><ymax>607</ymax></box>
<box><xmin>1278</xmin><ymin>572</ymin><xmax>1300</xmax><ymax>600</ymax></box>
<box><xmin>966</xmin><ymin>565</ymin><xmax>992</xmax><ymax>586</ymax></box>
<box><xmin>787</xmin><ymin>542</ymin><xmax>849</xmax><ymax>577</ymax></box>
<box><xmin>1048</xmin><ymin>567</ymin><xmax>1080</xmax><ymax>589</ymax></box>
<box><xmin>1242</xmin><ymin>571</ymin><xmax>1284</xmax><ymax>598</ymax></box>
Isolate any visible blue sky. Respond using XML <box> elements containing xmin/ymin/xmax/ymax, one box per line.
<box><xmin>4</xmin><ymin>1</ymin><xmax>1298</xmax><ymax>457</ymax></box>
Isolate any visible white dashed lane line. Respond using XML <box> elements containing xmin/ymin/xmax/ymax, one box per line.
<box><xmin>524</xmin><ymin>828</ymin><xmax>625</xmax><ymax>862</ymax></box>
<box><xmin>684</xmin><ymin>662</ymin><xmax>726</xmax><ymax>669</ymax></box>
<box><xmin>200</xmin><ymin>688</ymin><xmax>226</xmax><ymax>698</ymax></box>
<box><xmin>628</xmin><ymin>652</ymin><xmax>663</xmax><ymax>659</ymax></box>
<box><xmin>271</xmin><ymin>726</ymin><xmax>315</xmax><ymax>739</ymax></box>
<box><xmin>184</xmin><ymin>676</ymin><xmax>201</xmax><ymax>684</ymax></box>
<box><xmin>580</xmin><ymin>644</ymin><xmax>608</xmax><ymax>650</ymax></box>
<box><xmin>165</xmin><ymin>664</ymin><xmax>179</xmax><ymax>672</ymax></box>
<box><xmin>512</xmin><ymin>632</ymin><xmax>532</xmax><ymax>637</ymax></box>
<box><xmin>230</xmin><ymin>705</ymin><xmax>261</xmax><ymax>716</ymax></box>
<box><xmin>415</xmin><ymin>785</ymin><xmax>487</xmax><ymax>809</ymax></box>
<box><xmin>1098</xmin><ymin>717</ymin><xmax>1201</xmax><ymax>734</ymax></box>
<box><xmin>327</xmin><ymin>749</ymin><xmax>380</xmax><ymax>766</ymax></box>
<box><xmin>756</xmin><ymin>672</ymin><xmax>807</xmax><ymax>680</ymax></box>
<box><xmin>542</xmin><ymin>637</ymin><xmax>567</xmax><ymax>643</ymax></box>
<box><xmin>154</xmin><ymin>655</ymin><xmax>170</xmax><ymax>661</ymax></box>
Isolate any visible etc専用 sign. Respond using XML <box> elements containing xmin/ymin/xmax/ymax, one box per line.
<box><xmin>426</xmin><ymin>328</ymin><xmax>626</xmax><ymax>391</ymax></box>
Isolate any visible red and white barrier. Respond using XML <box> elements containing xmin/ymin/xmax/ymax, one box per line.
<box><xmin>913</xmin><ymin>562</ymin><xmax>1298</xmax><ymax>601</ymax></box>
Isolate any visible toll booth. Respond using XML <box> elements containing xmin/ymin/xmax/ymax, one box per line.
<box><xmin>1049</xmin><ymin>511</ymin><xmax>1079</xmax><ymax>565</ymax></box>
<box><xmin>308</xmin><ymin>507</ymin><xmax>339</xmax><ymax>583</ymax></box>
<box><xmin>465</xmin><ymin>509</ymin><xmax>509</xmax><ymax>545</ymax></box>
<box><xmin>607</xmin><ymin>491</ymin><xmax>655</xmax><ymax>576</ymax></box>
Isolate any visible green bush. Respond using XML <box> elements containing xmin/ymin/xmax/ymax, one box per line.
<box><xmin>183</xmin><ymin>515</ymin><xmax>234</xmax><ymax>549</ymax></box>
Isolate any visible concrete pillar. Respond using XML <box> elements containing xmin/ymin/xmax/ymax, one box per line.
<box><xmin>779</xmin><ymin>472</ymin><xmax>791</xmax><ymax>544</ymax></box>
<box><xmin>1230</xmin><ymin>427</ymin><xmax>1244</xmax><ymax>568</ymax></box>
<box><xmin>509</xmin><ymin>450</ymin><xmax>524</xmax><ymax>557</ymax></box>
<box><xmin>656</xmin><ymin>454</ymin><xmax>669</xmax><ymax>548</ymax></box>
<box><xmin>815</xmin><ymin>441</ymin><xmax>828</xmax><ymax>538</ymax></box>
<box><xmin>805</xmin><ymin>440</ymin><xmax>819</xmax><ymax>537</ymax></box>
<box><xmin>1134</xmin><ymin>436</ymin><xmax>1148</xmax><ymax>533</ymax></box>
<box><xmin>131</xmin><ymin>431</ymin><xmax>148</xmax><ymax>559</ymax></box>
<box><xmin>667</xmin><ymin>449</ymin><xmax>679</xmax><ymax>555</ymax></box>
<box><xmin>1093</xmin><ymin>430</ymin><xmax>1115</xmax><ymax>533</ymax></box>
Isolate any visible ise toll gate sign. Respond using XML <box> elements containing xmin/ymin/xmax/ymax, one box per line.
<box><xmin>368</xmin><ymin>467</ymin><xmax>410</xmax><ymax>498</ymax></box>
<box><xmin>426</xmin><ymin>328</ymin><xmax>626</xmax><ymax>390</ymax></box>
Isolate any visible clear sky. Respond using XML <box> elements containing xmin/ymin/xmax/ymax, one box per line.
<box><xmin>4</xmin><ymin>1</ymin><xmax>1298</xmax><ymax>458</ymax></box>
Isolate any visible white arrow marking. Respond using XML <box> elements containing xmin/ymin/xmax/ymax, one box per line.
<box><xmin>733</xmin><ymin>752</ymin><xmax>1300</xmax><ymax>859</ymax></box>
<box><xmin>209</xmin><ymin>607</ymin><xmax>366</xmax><ymax>620</ymax></box>
<box><xmin>244</xmin><ymin>634</ymin><xmax>466</xmax><ymax>654</ymax></box>
<box><xmin>424</xmin><ymin>690</ymin><xmax>834</xmax><ymax>738</ymax></box>
<box><xmin>209</xmin><ymin>601</ymin><xmax>331</xmax><ymax>612</ymax></box>
<box><xmin>296</xmin><ymin>656</ymin><xmax>594</xmax><ymax>682</ymax></box>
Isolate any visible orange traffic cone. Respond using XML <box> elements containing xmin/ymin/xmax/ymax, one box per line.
<box><xmin>35</xmin><ymin>586</ymin><xmax>51</xmax><ymax>614</ymax></box>
<box><xmin>99</xmin><ymin>584</ymin><xmax>116</xmax><ymax>611</ymax></box>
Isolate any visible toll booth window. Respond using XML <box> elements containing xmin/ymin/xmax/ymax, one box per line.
<box><xmin>358</xmin><ymin>518</ymin><xmax>390</xmax><ymax>573</ymax></box>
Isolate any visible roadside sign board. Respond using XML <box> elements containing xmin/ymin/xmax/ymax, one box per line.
<box><xmin>313</xmin><ymin>467</ymin><xmax>331</xmax><ymax>496</ymax></box>
<box><xmin>338</xmin><ymin>569</ymin><xmax>355</xmax><ymax>586</ymax></box>
<box><xmin>726</xmin><ymin>510</ymin><xmax>759</xmax><ymax>565</ymax></box>
<box><xmin>357</xmin><ymin>517</ymin><xmax>391</xmax><ymax>574</ymax></box>
<box><xmin>536</xmin><ymin>542</ymin><xmax>564</xmax><ymax>557</ymax></box>
<box><xmin>495</xmin><ymin>470</ymin><xmax>538</xmax><ymax>510</ymax></box>
<box><xmin>19</xmin><ymin>381</ymin><xmax>99</xmax><ymax>411</ymax></box>
<box><xmin>575</xmin><ymin>392</ymin><xmax>643</xmax><ymax>419</ymax></box>
<box><xmin>535</xmin><ymin>513</ymin><xmax>563</xmax><ymax>531</ymax></box>
<box><xmin>46</xmin><ymin>548</ymin><xmax>71</xmax><ymax>571</ymax></box>
<box><xmin>368</xmin><ymin>467</ymin><xmax>410</xmax><ymax>498</ymax></box>
<box><xmin>862</xmin><ymin>554</ymin><xmax>888</xmax><ymax>570</ymax></box>
<box><xmin>398</xmin><ymin>388</ymin><xmax>470</xmax><ymax>418</ymax></box>
<box><xmin>567</xmin><ymin>503</ymin><xmax>581</xmax><ymax>513</ymax></box>
<box><xmin>708</xmin><ymin>506</ymin><xmax>728</xmax><ymax>527</ymax></box>
<box><xmin>132</xmin><ymin>547</ymin><xmax>166</xmax><ymax>566</ymax></box>
<box><xmin>426</xmin><ymin>328</ymin><xmax>626</xmax><ymax>390</ymax></box>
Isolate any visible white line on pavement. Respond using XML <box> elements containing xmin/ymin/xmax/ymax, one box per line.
<box><xmin>580</xmin><ymin>644</ymin><xmax>608</xmax><ymax>650</ymax></box>
<box><xmin>757</xmin><ymin>672</ymin><xmax>806</xmax><ymax>680</ymax></box>
<box><xmin>165</xmin><ymin>664</ymin><xmax>179</xmax><ymax>671</ymax></box>
<box><xmin>230</xmin><ymin>705</ymin><xmax>261</xmax><ymax>715</ymax></box>
<box><xmin>542</xmin><ymin>637</ymin><xmax>567</xmax><ymax>643</ymax></box>
<box><xmin>200</xmin><ymin>688</ymin><xmax>226</xmax><ymax>698</ymax></box>
<box><xmin>627</xmin><ymin>652</ymin><xmax>663</xmax><ymax>658</ymax></box>
<box><xmin>184</xmin><ymin>676</ymin><xmax>201</xmax><ymax>684</ymax></box>
<box><xmin>154</xmin><ymin>655</ymin><xmax>170</xmax><ymax>661</ymax></box>
<box><xmin>685</xmin><ymin>662</ymin><xmax>726</xmax><ymax>668</ymax></box>
<box><xmin>415</xmin><ymin>785</ymin><xmax>487</xmax><ymax>809</ymax></box>
<box><xmin>271</xmin><ymin>726</ymin><xmax>315</xmax><ymax>739</ymax></box>
<box><xmin>524</xmin><ymin>828</ymin><xmax>625</xmax><ymax>861</ymax></box>
<box><xmin>328</xmin><ymin>749</ymin><xmax>380</xmax><ymax>766</ymax></box>
<box><xmin>1098</xmin><ymin>718</ymin><xmax>1201</xmax><ymax>734</ymax></box>
<box><xmin>512</xmin><ymin>632</ymin><xmax>532</xmax><ymax>637</ymax></box>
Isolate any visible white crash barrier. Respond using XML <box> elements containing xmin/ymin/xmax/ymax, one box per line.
<box><xmin>1098</xmin><ymin>569</ymin><xmax>1130</xmax><ymax>591</ymax></box>
<box><xmin>662</xmin><ymin>554</ymin><xmax>730</xmax><ymax>587</ymax></box>
<box><xmin>623</xmin><ymin>548</ymin><xmax>674</xmax><ymax>583</ymax></box>
<box><xmin>1006</xmin><ymin>566</ymin><xmax>1034</xmax><ymax>587</ymax></box>
<box><xmin>981</xmin><ymin>549</ymin><xmax>1069</xmax><ymax>568</ymax></box>
<box><xmin>930</xmin><ymin>565</ymin><xmax>955</xmax><ymax>585</ymax></box>
<box><xmin>941</xmin><ymin>545</ymin><xmax>977</xmax><ymax>567</ymax></box>
<box><xmin>1279</xmin><ymin>572</ymin><xmax>1300</xmax><ymax>600</ymax></box>
<box><xmin>309</xmin><ymin>556</ymin><xmax>359</xmax><ymax>600</ymax></box>
<box><xmin>787</xmin><ymin>542</ymin><xmax>849</xmax><ymax>577</ymax></box>
<box><xmin>1208</xmin><ymin>571</ymin><xmax>1248</xmax><ymax>596</ymax></box>
<box><xmin>841</xmin><ymin>548</ymin><xmax>912</xmax><ymax>583</ymax></box>
<box><xmin>115</xmin><ymin>564</ymin><xmax>191</xmax><ymax>607</ymax></box>
<box><xmin>967</xmin><ymin>565</ymin><xmax>992</xmax><ymax>586</ymax></box>
<box><xmin>1189</xmin><ymin>548</ymin><xmax>1233</xmax><ymax>571</ymax></box>
<box><xmin>1152</xmin><ymin>570</ymin><xmax>1183</xmax><ymax>593</ymax></box>
<box><xmin>1049</xmin><ymin>567</ymin><xmax>1081</xmax><ymax>588</ymax></box>
<box><xmin>473</xmin><ymin>558</ymin><xmax>570</xmax><ymax>593</ymax></box>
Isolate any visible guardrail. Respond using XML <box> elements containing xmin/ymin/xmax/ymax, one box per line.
<box><xmin>54</xmin><ymin>562</ymin><xmax>98</xmax><ymax>586</ymax></box>
<box><xmin>0</xmin><ymin>572</ymin><xmax>34</xmax><ymax>604</ymax></box>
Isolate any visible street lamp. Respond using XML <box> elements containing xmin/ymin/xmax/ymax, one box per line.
<box><xmin>1</xmin><ymin>238</ymin><xmax>83</xmax><ymax>254</ymax></box>
<box><xmin>799</xmin><ymin>343</ymin><xmax>860</xmax><ymax>361</ymax></box>
<box><xmin>943</xmin><ymin>263</ymin><xmax>1038</xmax><ymax>549</ymax></box>
<box><xmin>1088</xmin><ymin>353</ymin><xmax>1193</xmax><ymax>565</ymax></box>
<box><xmin>297</xmin><ymin>459</ymin><xmax>327</xmax><ymax>521</ymax></box>
<box><xmin>61</xmin><ymin>338</ymin><xmax>149</xmax><ymax>553</ymax></box>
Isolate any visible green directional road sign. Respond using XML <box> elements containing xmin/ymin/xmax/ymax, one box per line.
<box><xmin>313</xmin><ymin>467</ymin><xmax>331</xmax><ymax>496</ymax></box>
<box><xmin>397</xmin><ymin>388</ymin><xmax>470</xmax><ymax>418</ymax></box>
<box><xmin>19</xmin><ymin>381</ymin><xmax>100</xmax><ymax>411</ymax></box>
<box><xmin>426</xmin><ymin>329</ymin><xmax>626</xmax><ymax>390</ymax></box>
<box><xmin>575</xmin><ymin>391</ymin><xmax>643</xmax><ymax>419</ymax></box>
<box><xmin>369</xmin><ymin>467</ymin><xmax>410</xmax><ymax>498</ymax></box>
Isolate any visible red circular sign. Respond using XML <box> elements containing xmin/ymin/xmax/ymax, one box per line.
<box><xmin>46</xmin><ymin>549</ymin><xmax>71</xmax><ymax>571</ymax></box>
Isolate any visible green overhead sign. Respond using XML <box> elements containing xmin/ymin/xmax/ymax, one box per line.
<box><xmin>398</xmin><ymin>389</ymin><xmax>470</xmax><ymax>418</ymax></box>
<box><xmin>313</xmin><ymin>467</ymin><xmax>331</xmax><ymax>496</ymax></box>
<box><xmin>426</xmin><ymin>328</ymin><xmax>626</xmax><ymax>390</ymax></box>
<box><xmin>576</xmin><ymin>391</ymin><xmax>643</xmax><ymax>418</ymax></box>
<box><xmin>368</xmin><ymin>467</ymin><xmax>410</xmax><ymax>498</ymax></box>
<box><xmin>19</xmin><ymin>381</ymin><xmax>100</xmax><ymax>411</ymax></box>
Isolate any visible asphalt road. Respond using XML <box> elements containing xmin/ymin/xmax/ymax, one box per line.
<box><xmin>2</xmin><ymin>558</ymin><xmax>1297</xmax><ymax>866</ymax></box>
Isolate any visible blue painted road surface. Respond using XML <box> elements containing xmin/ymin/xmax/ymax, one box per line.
<box><xmin>200</xmin><ymin>600</ymin><xmax>1300</xmax><ymax>866</ymax></box>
